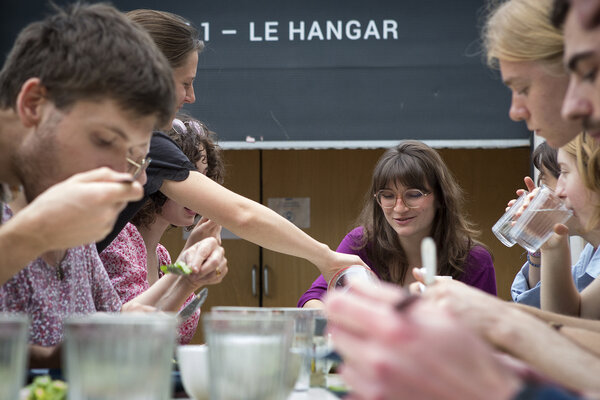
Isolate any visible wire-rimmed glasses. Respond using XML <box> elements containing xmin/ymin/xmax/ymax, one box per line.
<box><xmin>374</xmin><ymin>189</ymin><xmax>430</xmax><ymax>209</ymax></box>
<box><xmin>125</xmin><ymin>157</ymin><xmax>152</xmax><ymax>181</ymax></box>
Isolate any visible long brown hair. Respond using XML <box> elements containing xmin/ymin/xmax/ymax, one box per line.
<box><xmin>355</xmin><ymin>141</ymin><xmax>482</xmax><ymax>284</ymax></box>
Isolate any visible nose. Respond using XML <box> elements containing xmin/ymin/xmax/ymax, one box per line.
<box><xmin>508</xmin><ymin>95</ymin><xmax>530</xmax><ymax>122</ymax></box>
<box><xmin>185</xmin><ymin>86</ymin><xmax>196</xmax><ymax>104</ymax></box>
<box><xmin>554</xmin><ymin>177</ymin><xmax>567</xmax><ymax>199</ymax></box>
<box><xmin>136</xmin><ymin>169</ymin><xmax>148</xmax><ymax>186</ymax></box>
<box><xmin>392</xmin><ymin>196</ymin><xmax>409</xmax><ymax>211</ymax></box>
<box><xmin>561</xmin><ymin>80</ymin><xmax>592</xmax><ymax>122</ymax></box>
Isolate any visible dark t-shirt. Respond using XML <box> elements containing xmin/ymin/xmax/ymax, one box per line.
<box><xmin>96</xmin><ymin>131</ymin><xmax>196</xmax><ymax>252</ymax></box>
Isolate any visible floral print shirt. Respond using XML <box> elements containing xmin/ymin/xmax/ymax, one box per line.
<box><xmin>0</xmin><ymin>206</ymin><xmax>122</xmax><ymax>346</ymax></box>
<box><xmin>99</xmin><ymin>223</ymin><xmax>200</xmax><ymax>344</ymax></box>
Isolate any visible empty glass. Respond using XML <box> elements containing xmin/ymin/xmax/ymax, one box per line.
<box><xmin>0</xmin><ymin>313</ymin><xmax>29</xmax><ymax>400</ymax></box>
<box><xmin>63</xmin><ymin>313</ymin><xmax>177</xmax><ymax>400</ymax></box>
<box><xmin>203</xmin><ymin>313</ymin><xmax>294</xmax><ymax>400</ymax></box>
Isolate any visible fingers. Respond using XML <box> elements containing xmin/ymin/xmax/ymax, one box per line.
<box><xmin>524</xmin><ymin>176</ymin><xmax>536</xmax><ymax>192</ymax></box>
<box><xmin>553</xmin><ymin>223</ymin><xmax>569</xmax><ymax>236</ymax></box>
<box><xmin>179</xmin><ymin>237</ymin><xmax>220</xmax><ymax>269</ymax></box>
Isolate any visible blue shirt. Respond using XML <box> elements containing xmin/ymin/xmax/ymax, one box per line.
<box><xmin>511</xmin><ymin>243</ymin><xmax>600</xmax><ymax>307</ymax></box>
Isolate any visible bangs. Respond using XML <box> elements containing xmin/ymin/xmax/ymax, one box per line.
<box><xmin>374</xmin><ymin>152</ymin><xmax>433</xmax><ymax>193</ymax></box>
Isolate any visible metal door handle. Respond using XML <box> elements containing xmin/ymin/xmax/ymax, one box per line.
<box><xmin>252</xmin><ymin>265</ymin><xmax>257</xmax><ymax>297</ymax></box>
<box><xmin>263</xmin><ymin>265</ymin><xmax>270</xmax><ymax>297</ymax></box>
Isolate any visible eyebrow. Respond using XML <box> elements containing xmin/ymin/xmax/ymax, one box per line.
<box><xmin>98</xmin><ymin>123</ymin><xmax>127</xmax><ymax>140</ymax></box>
<box><xmin>502</xmin><ymin>77</ymin><xmax>526</xmax><ymax>88</ymax></box>
<box><xmin>566</xmin><ymin>51</ymin><xmax>594</xmax><ymax>72</ymax></box>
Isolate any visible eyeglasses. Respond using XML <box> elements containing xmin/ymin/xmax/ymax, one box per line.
<box><xmin>125</xmin><ymin>157</ymin><xmax>152</xmax><ymax>181</ymax></box>
<box><xmin>172</xmin><ymin>118</ymin><xmax>207</xmax><ymax>137</ymax></box>
<box><xmin>374</xmin><ymin>189</ymin><xmax>430</xmax><ymax>209</ymax></box>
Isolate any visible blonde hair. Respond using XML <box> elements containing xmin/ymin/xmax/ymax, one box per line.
<box><xmin>483</xmin><ymin>0</ymin><xmax>564</xmax><ymax>70</ymax></box>
<box><xmin>562</xmin><ymin>133</ymin><xmax>600</xmax><ymax>230</ymax></box>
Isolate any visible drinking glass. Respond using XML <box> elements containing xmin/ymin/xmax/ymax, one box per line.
<box><xmin>0</xmin><ymin>313</ymin><xmax>28</xmax><ymax>400</ymax></box>
<box><xmin>210</xmin><ymin>307</ymin><xmax>316</xmax><ymax>391</ymax></box>
<box><xmin>492</xmin><ymin>192</ymin><xmax>528</xmax><ymax>247</ymax></box>
<box><xmin>509</xmin><ymin>186</ymin><xmax>572</xmax><ymax>252</ymax></box>
<box><xmin>327</xmin><ymin>265</ymin><xmax>379</xmax><ymax>292</ymax></box>
<box><xmin>63</xmin><ymin>312</ymin><xmax>177</xmax><ymax>400</ymax></box>
<box><xmin>203</xmin><ymin>313</ymin><xmax>294</xmax><ymax>400</ymax></box>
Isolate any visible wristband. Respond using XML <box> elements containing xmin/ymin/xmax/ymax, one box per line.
<box><xmin>527</xmin><ymin>252</ymin><xmax>541</xmax><ymax>268</ymax></box>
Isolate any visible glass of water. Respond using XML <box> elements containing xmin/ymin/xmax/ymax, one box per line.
<box><xmin>63</xmin><ymin>312</ymin><xmax>177</xmax><ymax>400</ymax></box>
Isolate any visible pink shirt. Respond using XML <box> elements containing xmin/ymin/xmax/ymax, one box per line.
<box><xmin>99</xmin><ymin>223</ymin><xmax>200</xmax><ymax>344</ymax></box>
<box><xmin>0</xmin><ymin>206</ymin><xmax>122</xmax><ymax>346</ymax></box>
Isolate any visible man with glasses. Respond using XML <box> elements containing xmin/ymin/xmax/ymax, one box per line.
<box><xmin>0</xmin><ymin>3</ymin><xmax>227</xmax><ymax>367</ymax></box>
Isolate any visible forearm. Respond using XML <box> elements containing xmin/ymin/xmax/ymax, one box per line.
<box><xmin>132</xmin><ymin>275</ymin><xmax>194</xmax><ymax>311</ymax></box>
<box><xmin>302</xmin><ymin>299</ymin><xmax>325</xmax><ymax>309</ymax></box>
<box><xmin>161</xmin><ymin>174</ymin><xmax>333</xmax><ymax>277</ymax></box>
<box><xmin>540</xmin><ymin>246</ymin><xmax>579</xmax><ymax>316</ymax></box>
<box><xmin>487</xmin><ymin>307</ymin><xmax>600</xmax><ymax>393</ymax></box>
<box><xmin>513</xmin><ymin>303</ymin><xmax>600</xmax><ymax>332</ymax></box>
<box><xmin>0</xmin><ymin>212</ymin><xmax>48</xmax><ymax>284</ymax></box>
<box><xmin>527</xmin><ymin>256</ymin><xmax>541</xmax><ymax>287</ymax></box>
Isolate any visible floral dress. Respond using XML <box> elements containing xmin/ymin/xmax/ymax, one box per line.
<box><xmin>99</xmin><ymin>223</ymin><xmax>200</xmax><ymax>344</ymax></box>
<box><xmin>0</xmin><ymin>205</ymin><xmax>121</xmax><ymax>346</ymax></box>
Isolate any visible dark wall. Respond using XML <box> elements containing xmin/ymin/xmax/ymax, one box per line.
<box><xmin>0</xmin><ymin>0</ymin><xmax>529</xmax><ymax>143</ymax></box>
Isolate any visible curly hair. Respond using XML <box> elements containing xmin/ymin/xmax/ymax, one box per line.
<box><xmin>132</xmin><ymin>114</ymin><xmax>224</xmax><ymax>230</ymax></box>
<box><xmin>355</xmin><ymin>141</ymin><xmax>484</xmax><ymax>284</ymax></box>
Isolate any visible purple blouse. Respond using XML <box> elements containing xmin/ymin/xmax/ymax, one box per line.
<box><xmin>298</xmin><ymin>226</ymin><xmax>497</xmax><ymax>307</ymax></box>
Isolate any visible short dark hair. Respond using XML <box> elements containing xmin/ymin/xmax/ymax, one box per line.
<box><xmin>532</xmin><ymin>142</ymin><xmax>560</xmax><ymax>185</ymax></box>
<box><xmin>550</xmin><ymin>0</ymin><xmax>570</xmax><ymax>28</ymax></box>
<box><xmin>0</xmin><ymin>3</ymin><xmax>175</xmax><ymax>127</ymax></box>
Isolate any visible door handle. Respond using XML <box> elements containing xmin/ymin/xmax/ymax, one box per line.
<box><xmin>263</xmin><ymin>265</ymin><xmax>270</xmax><ymax>297</ymax></box>
<box><xmin>251</xmin><ymin>265</ymin><xmax>257</xmax><ymax>297</ymax></box>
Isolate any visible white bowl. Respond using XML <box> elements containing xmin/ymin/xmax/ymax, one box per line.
<box><xmin>177</xmin><ymin>345</ymin><xmax>209</xmax><ymax>400</ymax></box>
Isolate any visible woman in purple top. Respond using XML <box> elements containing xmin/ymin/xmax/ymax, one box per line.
<box><xmin>299</xmin><ymin>141</ymin><xmax>496</xmax><ymax>308</ymax></box>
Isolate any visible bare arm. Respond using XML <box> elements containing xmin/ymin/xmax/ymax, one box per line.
<box><xmin>425</xmin><ymin>280</ymin><xmax>600</xmax><ymax>393</ymax></box>
<box><xmin>127</xmin><ymin>238</ymin><xmax>227</xmax><ymax>311</ymax></box>
<box><xmin>0</xmin><ymin>168</ymin><xmax>143</xmax><ymax>285</ymax></box>
<box><xmin>160</xmin><ymin>172</ymin><xmax>366</xmax><ymax>282</ymax></box>
<box><xmin>302</xmin><ymin>299</ymin><xmax>324</xmax><ymax>309</ymax></box>
<box><xmin>539</xmin><ymin>226</ymin><xmax>581</xmax><ymax>316</ymax></box>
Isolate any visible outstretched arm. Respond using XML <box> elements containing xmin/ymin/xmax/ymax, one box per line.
<box><xmin>160</xmin><ymin>171</ymin><xmax>367</xmax><ymax>282</ymax></box>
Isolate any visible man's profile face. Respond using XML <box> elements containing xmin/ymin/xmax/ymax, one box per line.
<box><xmin>13</xmin><ymin>98</ymin><xmax>156</xmax><ymax>201</ymax></box>
<box><xmin>562</xmin><ymin>8</ymin><xmax>600</xmax><ymax>141</ymax></box>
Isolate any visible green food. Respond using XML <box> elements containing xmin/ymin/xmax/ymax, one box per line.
<box><xmin>160</xmin><ymin>260</ymin><xmax>192</xmax><ymax>275</ymax></box>
<box><xmin>26</xmin><ymin>375</ymin><xmax>67</xmax><ymax>400</ymax></box>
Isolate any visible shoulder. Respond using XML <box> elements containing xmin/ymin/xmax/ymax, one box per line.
<box><xmin>466</xmin><ymin>245</ymin><xmax>493</xmax><ymax>264</ymax></box>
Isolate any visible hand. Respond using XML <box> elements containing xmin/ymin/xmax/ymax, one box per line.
<box><xmin>506</xmin><ymin>176</ymin><xmax>536</xmax><ymax>211</ymax></box>
<box><xmin>17</xmin><ymin>167</ymin><xmax>143</xmax><ymax>251</ymax></box>
<box><xmin>540</xmin><ymin>224</ymin><xmax>570</xmax><ymax>251</ymax></box>
<box><xmin>325</xmin><ymin>281</ymin><xmax>522</xmax><ymax>400</ymax></box>
<box><xmin>321</xmin><ymin>251</ymin><xmax>370</xmax><ymax>283</ymax></box>
<box><xmin>177</xmin><ymin>237</ymin><xmax>228</xmax><ymax>290</ymax></box>
<box><xmin>419</xmin><ymin>280</ymin><xmax>511</xmax><ymax>341</ymax></box>
<box><xmin>184</xmin><ymin>216</ymin><xmax>222</xmax><ymax>250</ymax></box>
